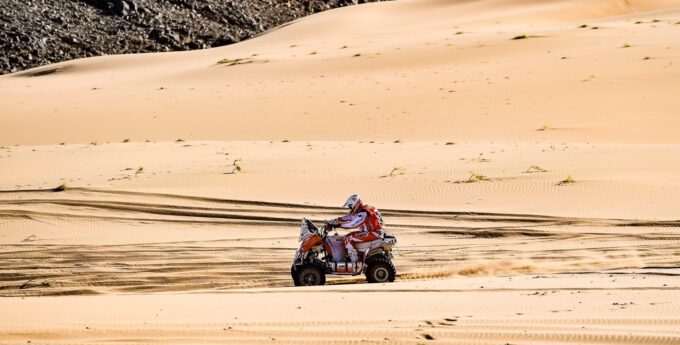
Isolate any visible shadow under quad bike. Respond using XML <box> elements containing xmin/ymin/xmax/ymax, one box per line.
<box><xmin>291</xmin><ymin>218</ymin><xmax>397</xmax><ymax>286</ymax></box>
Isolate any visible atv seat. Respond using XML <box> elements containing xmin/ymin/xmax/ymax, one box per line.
<box><xmin>354</xmin><ymin>238</ymin><xmax>385</xmax><ymax>250</ymax></box>
<box><xmin>354</xmin><ymin>242</ymin><xmax>372</xmax><ymax>250</ymax></box>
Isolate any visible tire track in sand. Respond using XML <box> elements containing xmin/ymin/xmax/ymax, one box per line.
<box><xmin>0</xmin><ymin>188</ymin><xmax>679</xmax><ymax>296</ymax></box>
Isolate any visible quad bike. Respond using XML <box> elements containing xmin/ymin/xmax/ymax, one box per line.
<box><xmin>291</xmin><ymin>218</ymin><xmax>397</xmax><ymax>286</ymax></box>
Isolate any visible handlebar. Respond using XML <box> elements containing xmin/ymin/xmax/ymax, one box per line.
<box><xmin>320</xmin><ymin>222</ymin><xmax>338</xmax><ymax>237</ymax></box>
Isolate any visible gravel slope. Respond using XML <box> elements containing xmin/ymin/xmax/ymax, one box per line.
<box><xmin>0</xmin><ymin>0</ymin><xmax>377</xmax><ymax>74</ymax></box>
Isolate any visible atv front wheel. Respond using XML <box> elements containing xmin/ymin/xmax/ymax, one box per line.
<box><xmin>291</xmin><ymin>265</ymin><xmax>301</xmax><ymax>286</ymax></box>
<box><xmin>365</xmin><ymin>257</ymin><xmax>396</xmax><ymax>283</ymax></box>
<box><xmin>294</xmin><ymin>264</ymin><xmax>326</xmax><ymax>286</ymax></box>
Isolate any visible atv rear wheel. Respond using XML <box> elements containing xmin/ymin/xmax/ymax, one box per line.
<box><xmin>294</xmin><ymin>264</ymin><xmax>326</xmax><ymax>286</ymax></box>
<box><xmin>365</xmin><ymin>257</ymin><xmax>396</xmax><ymax>283</ymax></box>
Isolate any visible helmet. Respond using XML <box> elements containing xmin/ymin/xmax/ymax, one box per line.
<box><xmin>343</xmin><ymin>194</ymin><xmax>363</xmax><ymax>214</ymax></box>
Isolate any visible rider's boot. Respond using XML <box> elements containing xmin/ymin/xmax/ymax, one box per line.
<box><xmin>347</xmin><ymin>247</ymin><xmax>358</xmax><ymax>264</ymax></box>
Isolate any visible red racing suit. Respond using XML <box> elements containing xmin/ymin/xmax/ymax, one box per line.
<box><xmin>334</xmin><ymin>204</ymin><xmax>384</xmax><ymax>248</ymax></box>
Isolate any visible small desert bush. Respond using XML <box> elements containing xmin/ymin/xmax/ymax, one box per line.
<box><xmin>226</xmin><ymin>159</ymin><xmax>243</xmax><ymax>174</ymax></box>
<box><xmin>389</xmin><ymin>167</ymin><xmax>405</xmax><ymax>177</ymax></box>
<box><xmin>22</xmin><ymin>234</ymin><xmax>37</xmax><ymax>242</ymax></box>
<box><xmin>380</xmin><ymin>167</ymin><xmax>406</xmax><ymax>178</ymax></box>
<box><xmin>558</xmin><ymin>175</ymin><xmax>576</xmax><ymax>185</ymax></box>
<box><xmin>122</xmin><ymin>138</ymin><xmax>130</xmax><ymax>143</ymax></box>
<box><xmin>512</xmin><ymin>34</ymin><xmax>528</xmax><ymax>40</ymax></box>
<box><xmin>135</xmin><ymin>167</ymin><xmax>144</xmax><ymax>175</ymax></box>
<box><xmin>217</xmin><ymin>58</ymin><xmax>256</xmax><ymax>66</ymax></box>
<box><xmin>53</xmin><ymin>183</ymin><xmax>68</xmax><ymax>192</ymax></box>
<box><xmin>525</xmin><ymin>165</ymin><xmax>547</xmax><ymax>173</ymax></box>
<box><xmin>467</xmin><ymin>173</ymin><xmax>488</xmax><ymax>182</ymax></box>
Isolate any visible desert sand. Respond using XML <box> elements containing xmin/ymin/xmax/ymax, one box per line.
<box><xmin>1</xmin><ymin>0</ymin><xmax>679</xmax><ymax>344</ymax></box>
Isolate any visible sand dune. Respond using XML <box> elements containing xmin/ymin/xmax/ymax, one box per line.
<box><xmin>1</xmin><ymin>0</ymin><xmax>680</xmax><ymax>344</ymax></box>
<box><xmin>1</xmin><ymin>0</ymin><xmax>680</xmax><ymax>144</ymax></box>
<box><xmin>2</xmin><ymin>141</ymin><xmax>680</xmax><ymax>218</ymax></box>
<box><xmin>1</xmin><ymin>273</ymin><xmax>679</xmax><ymax>344</ymax></box>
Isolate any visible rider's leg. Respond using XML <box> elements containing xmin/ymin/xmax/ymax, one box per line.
<box><xmin>344</xmin><ymin>231</ymin><xmax>380</xmax><ymax>263</ymax></box>
<box><xmin>344</xmin><ymin>237</ymin><xmax>359</xmax><ymax>263</ymax></box>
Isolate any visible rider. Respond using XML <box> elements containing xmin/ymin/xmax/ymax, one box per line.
<box><xmin>327</xmin><ymin>194</ymin><xmax>384</xmax><ymax>263</ymax></box>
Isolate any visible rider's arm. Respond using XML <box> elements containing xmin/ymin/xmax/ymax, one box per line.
<box><xmin>336</xmin><ymin>211</ymin><xmax>367</xmax><ymax>229</ymax></box>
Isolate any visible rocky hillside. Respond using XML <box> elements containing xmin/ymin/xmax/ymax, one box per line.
<box><xmin>0</xmin><ymin>0</ymin><xmax>377</xmax><ymax>75</ymax></box>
